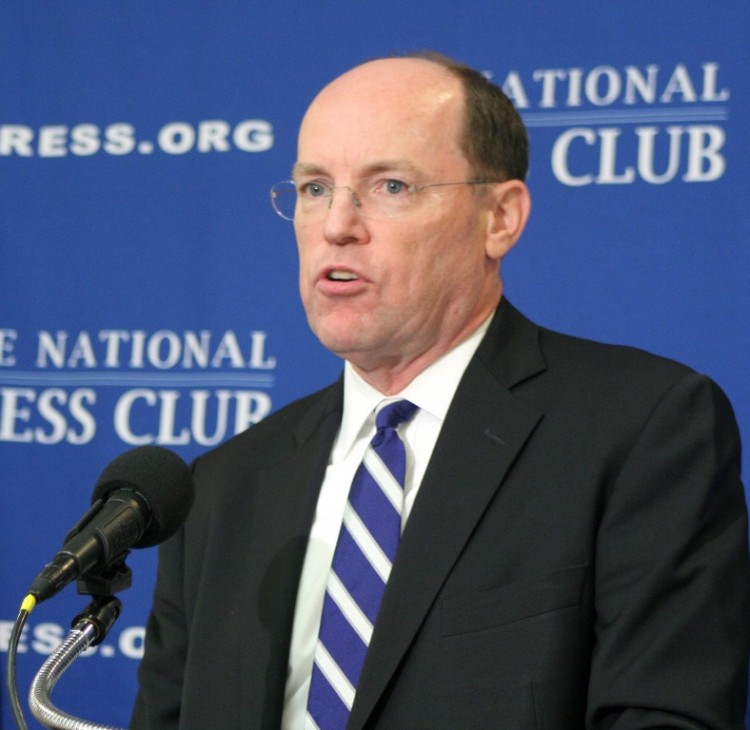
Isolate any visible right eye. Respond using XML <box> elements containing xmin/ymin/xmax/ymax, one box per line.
<box><xmin>299</xmin><ymin>181</ymin><xmax>329</xmax><ymax>198</ymax></box>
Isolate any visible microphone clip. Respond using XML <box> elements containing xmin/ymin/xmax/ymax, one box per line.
<box><xmin>76</xmin><ymin>554</ymin><xmax>133</xmax><ymax>598</ymax></box>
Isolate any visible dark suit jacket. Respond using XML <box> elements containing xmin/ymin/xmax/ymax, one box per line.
<box><xmin>132</xmin><ymin>300</ymin><xmax>750</xmax><ymax>729</ymax></box>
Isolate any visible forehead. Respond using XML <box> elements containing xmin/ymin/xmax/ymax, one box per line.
<box><xmin>297</xmin><ymin>59</ymin><xmax>468</xmax><ymax>178</ymax></box>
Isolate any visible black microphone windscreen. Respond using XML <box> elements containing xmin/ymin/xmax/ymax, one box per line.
<box><xmin>92</xmin><ymin>445</ymin><xmax>195</xmax><ymax>548</ymax></box>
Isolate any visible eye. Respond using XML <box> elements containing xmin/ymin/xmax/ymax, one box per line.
<box><xmin>299</xmin><ymin>181</ymin><xmax>329</xmax><ymax>198</ymax></box>
<box><xmin>376</xmin><ymin>179</ymin><xmax>410</xmax><ymax>196</ymax></box>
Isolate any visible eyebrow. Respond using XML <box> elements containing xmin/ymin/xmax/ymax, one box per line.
<box><xmin>291</xmin><ymin>159</ymin><xmax>423</xmax><ymax>181</ymax></box>
<box><xmin>291</xmin><ymin>162</ymin><xmax>326</xmax><ymax>179</ymax></box>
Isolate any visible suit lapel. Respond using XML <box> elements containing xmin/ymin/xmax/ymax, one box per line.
<box><xmin>349</xmin><ymin>300</ymin><xmax>547</xmax><ymax>728</ymax></box>
<box><xmin>237</xmin><ymin>382</ymin><xmax>344</xmax><ymax>727</ymax></box>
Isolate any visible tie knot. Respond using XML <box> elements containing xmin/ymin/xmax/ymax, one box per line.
<box><xmin>375</xmin><ymin>399</ymin><xmax>418</xmax><ymax>431</ymax></box>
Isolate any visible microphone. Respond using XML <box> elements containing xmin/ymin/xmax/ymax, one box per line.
<box><xmin>28</xmin><ymin>445</ymin><xmax>195</xmax><ymax>604</ymax></box>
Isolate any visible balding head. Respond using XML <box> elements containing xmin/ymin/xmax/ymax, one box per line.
<box><xmin>298</xmin><ymin>57</ymin><xmax>469</xmax><ymax>182</ymax></box>
<box><xmin>300</xmin><ymin>53</ymin><xmax>529</xmax><ymax>184</ymax></box>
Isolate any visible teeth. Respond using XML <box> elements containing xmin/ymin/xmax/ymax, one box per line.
<box><xmin>329</xmin><ymin>270</ymin><xmax>358</xmax><ymax>281</ymax></box>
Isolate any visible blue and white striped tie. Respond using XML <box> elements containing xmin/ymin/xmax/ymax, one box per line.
<box><xmin>306</xmin><ymin>399</ymin><xmax>418</xmax><ymax>729</ymax></box>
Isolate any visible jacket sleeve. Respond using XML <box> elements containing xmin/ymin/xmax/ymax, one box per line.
<box><xmin>130</xmin><ymin>526</ymin><xmax>188</xmax><ymax>729</ymax></box>
<box><xmin>588</xmin><ymin>372</ymin><xmax>750</xmax><ymax>728</ymax></box>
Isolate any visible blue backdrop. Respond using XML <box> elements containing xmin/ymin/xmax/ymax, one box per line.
<box><xmin>2</xmin><ymin>2</ymin><xmax>748</xmax><ymax>727</ymax></box>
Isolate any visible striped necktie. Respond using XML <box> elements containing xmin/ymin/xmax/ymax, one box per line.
<box><xmin>306</xmin><ymin>399</ymin><xmax>418</xmax><ymax>729</ymax></box>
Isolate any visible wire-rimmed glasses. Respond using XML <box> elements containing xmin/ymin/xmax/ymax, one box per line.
<box><xmin>270</xmin><ymin>178</ymin><xmax>498</xmax><ymax>222</ymax></box>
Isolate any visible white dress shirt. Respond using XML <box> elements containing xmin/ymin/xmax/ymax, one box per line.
<box><xmin>281</xmin><ymin>315</ymin><xmax>492</xmax><ymax>728</ymax></box>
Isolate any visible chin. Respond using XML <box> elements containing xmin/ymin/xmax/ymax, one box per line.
<box><xmin>310</xmin><ymin>314</ymin><xmax>368</xmax><ymax>351</ymax></box>
<box><xmin>315</xmin><ymin>333</ymin><xmax>362</xmax><ymax>360</ymax></box>
<box><xmin>313</xmin><ymin>327</ymin><xmax>378</xmax><ymax>364</ymax></box>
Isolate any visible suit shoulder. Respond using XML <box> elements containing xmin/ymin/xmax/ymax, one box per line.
<box><xmin>487</xmin><ymin>299</ymin><xmax>701</xmax><ymax>397</ymax></box>
<box><xmin>532</xmin><ymin>325</ymin><xmax>739</xmax><ymax>427</ymax></box>
<box><xmin>539</xmin><ymin>325</ymin><xmax>695</xmax><ymax>381</ymax></box>
<box><xmin>192</xmin><ymin>380</ymin><xmax>341</xmax><ymax>470</ymax></box>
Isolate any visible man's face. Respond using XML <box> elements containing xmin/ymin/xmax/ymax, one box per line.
<box><xmin>294</xmin><ymin>59</ymin><xmax>502</xmax><ymax>388</ymax></box>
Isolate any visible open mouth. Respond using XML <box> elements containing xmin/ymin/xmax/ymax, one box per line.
<box><xmin>327</xmin><ymin>270</ymin><xmax>359</xmax><ymax>281</ymax></box>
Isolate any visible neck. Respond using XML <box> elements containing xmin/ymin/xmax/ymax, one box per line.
<box><xmin>350</xmin><ymin>299</ymin><xmax>498</xmax><ymax>395</ymax></box>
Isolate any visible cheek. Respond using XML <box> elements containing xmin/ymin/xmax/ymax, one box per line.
<box><xmin>412</xmin><ymin>241</ymin><xmax>485</xmax><ymax>308</ymax></box>
<box><xmin>408</xmin><ymin>221</ymin><xmax>477</xmax><ymax>282</ymax></box>
<box><xmin>295</xmin><ymin>234</ymin><xmax>314</xmax><ymax>281</ymax></box>
<box><xmin>295</xmin><ymin>255</ymin><xmax>316</xmax><ymax>314</ymax></box>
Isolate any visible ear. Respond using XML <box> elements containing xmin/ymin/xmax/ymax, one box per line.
<box><xmin>484</xmin><ymin>180</ymin><xmax>531</xmax><ymax>262</ymax></box>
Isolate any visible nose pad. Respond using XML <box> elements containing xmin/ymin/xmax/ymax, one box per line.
<box><xmin>326</xmin><ymin>186</ymin><xmax>362</xmax><ymax>214</ymax></box>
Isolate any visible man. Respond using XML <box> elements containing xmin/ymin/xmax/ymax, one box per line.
<box><xmin>132</xmin><ymin>53</ymin><xmax>750</xmax><ymax>728</ymax></box>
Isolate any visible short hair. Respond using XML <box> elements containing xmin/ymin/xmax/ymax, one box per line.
<box><xmin>404</xmin><ymin>51</ymin><xmax>529</xmax><ymax>182</ymax></box>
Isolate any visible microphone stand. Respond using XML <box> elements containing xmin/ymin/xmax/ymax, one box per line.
<box><xmin>27</xmin><ymin>560</ymin><xmax>131</xmax><ymax>730</ymax></box>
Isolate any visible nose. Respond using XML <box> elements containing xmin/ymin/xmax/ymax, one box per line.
<box><xmin>322</xmin><ymin>186</ymin><xmax>367</xmax><ymax>245</ymax></box>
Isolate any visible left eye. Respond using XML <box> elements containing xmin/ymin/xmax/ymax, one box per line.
<box><xmin>379</xmin><ymin>179</ymin><xmax>408</xmax><ymax>195</ymax></box>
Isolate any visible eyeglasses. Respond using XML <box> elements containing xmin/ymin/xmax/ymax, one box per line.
<box><xmin>270</xmin><ymin>178</ymin><xmax>498</xmax><ymax>222</ymax></box>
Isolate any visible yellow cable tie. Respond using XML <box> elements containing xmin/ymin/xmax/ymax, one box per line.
<box><xmin>21</xmin><ymin>594</ymin><xmax>37</xmax><ymax>614</ymax></box>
